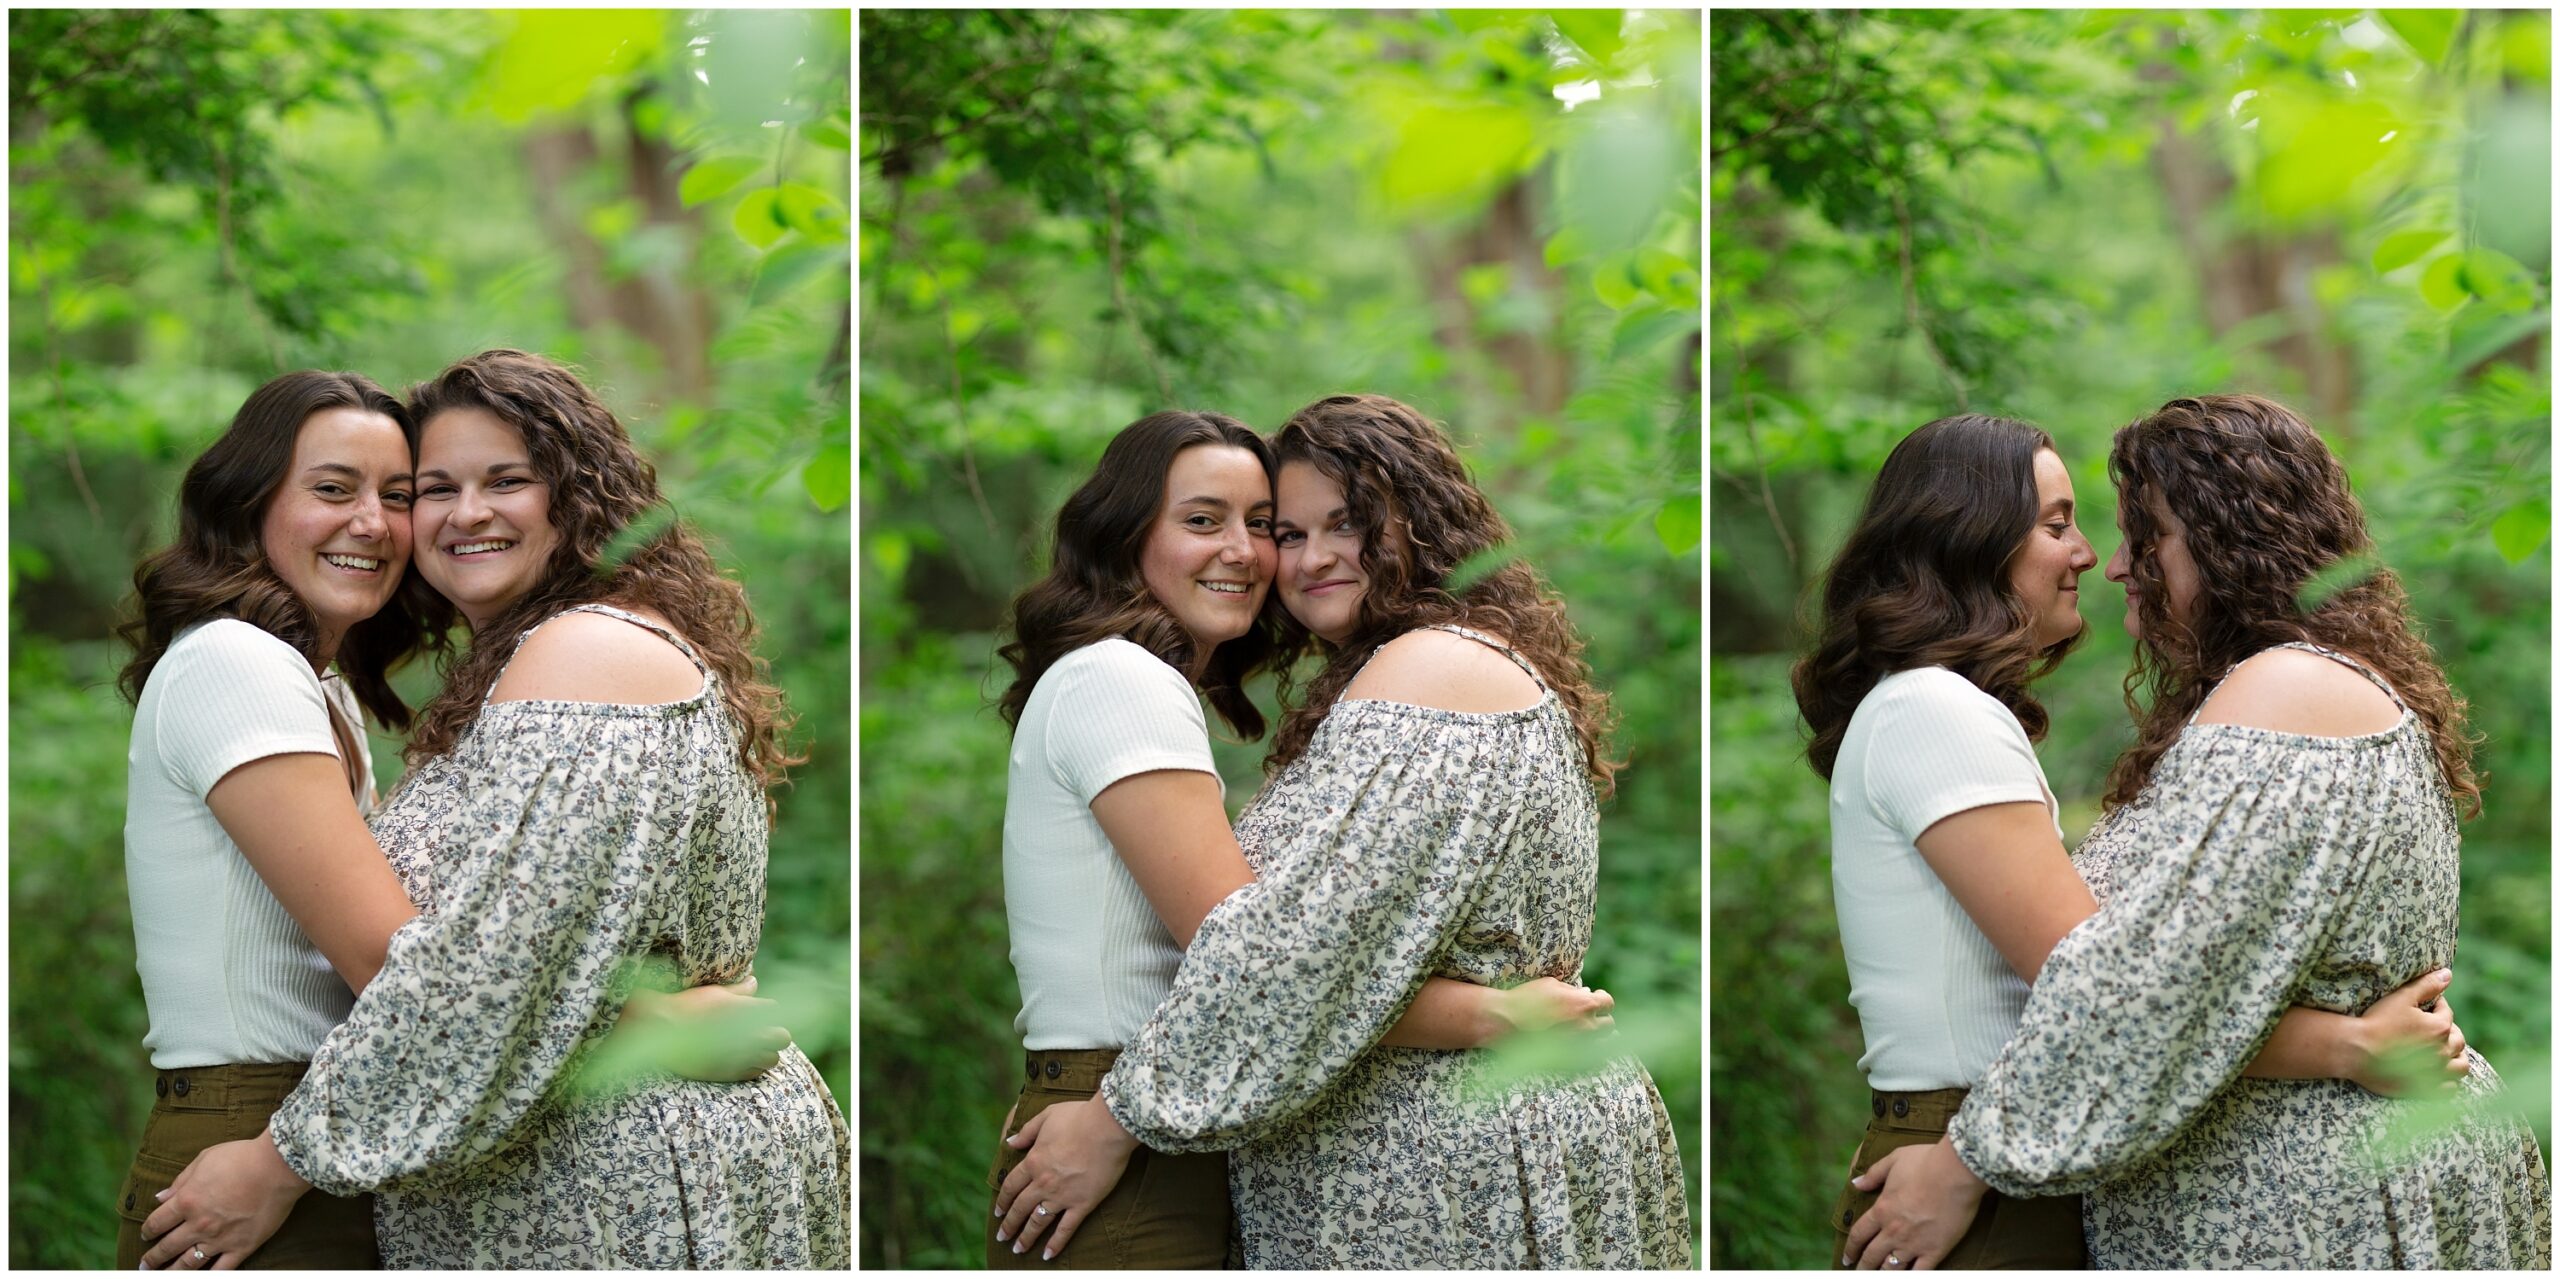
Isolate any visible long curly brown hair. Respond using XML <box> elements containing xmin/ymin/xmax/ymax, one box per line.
<box><xmin>399</xmin><ymin>350</ymin><xmax>800</xmax><ymax>791</ymax></box>
<box><xmin>119</xmin><ymin>370</ymin><xmax>427</xmax><ymax>733</ymax></box>
<box><xmin>1791</xmin><ymin>414</ymin><xmax>2078</xmax><ymax>780</ymax></box>
<box><xmin>1261</xmin><ymin>394</ymin><xmax>1620</xmax><ymax>798</ymax></box>
<box><xmin>997</xmin><ymin>410</ymin><xmax>1280</xmax><ymax>738</ymax></box>
<box><xmin>2103</xmin><ymin>394</ymin><xmax>2480</xmax><ymax>817</ymax></box>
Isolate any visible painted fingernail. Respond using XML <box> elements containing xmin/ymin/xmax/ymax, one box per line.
<box><xmin>1043</xmin><ymin>1248</ymin><xmax>1056</xmax><ymax>1261</ymax></box>
<box><xmin>1012</xmin><ymin>1241</ymin><xmax>1026</xmax><ymax>1255</ymax></box>
<box><xmin>994</xmin><ymin>1229</ymin><xmax>1009</xmax><ymax>1243</ymax></box>
<box><xmin>155</xmin><ymin>1190</ymin><xmax>171</xmax><ymax>1201</ymax></box>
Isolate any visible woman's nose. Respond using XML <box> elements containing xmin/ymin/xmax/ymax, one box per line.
<box><xmin>346</xmin><ymin>496</ymin><xmax>388</xmax><ymax>541</ymax></box>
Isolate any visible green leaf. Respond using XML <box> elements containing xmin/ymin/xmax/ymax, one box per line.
<box><xmin>2381</xmin><ymin>10</ymin><xmax>2459</xmax><ymax>65</ymax></box>
<box><xmin>2457</xmin><ymin>248</ymin><xmax>2536</xmax><ymax>311</ymax></box>
<box><xmin>803</xmin><ymin>120</ymin><xmax>850</xmax><ymax>150</ymax></box>
<box><xmin>476</xmin><ymin>10</ymin><xmax>668</xmax><ymax>123</ymax></box>
<box><xmin>733</xmin><ymin>188</ymin><xmax>787</xmax><ymax>249</ymax></box>
<box><xmin>2418</xmin><ymin>253</ymin><xmax>2469</xmax><ymax>311</ymax></box>
<box><xmin>774</xmin><ymin>182</ymin><xmax>849</xmax><ymax>243</ymax></box>
<box><xmin>1376</xmin><ymin>90</ymin><xmax>1541</xmax><ymax>211</ymax></box>
<box><xmin>1611</xmin><ymin>306</ymin><xmax>1693</xmax><ymax>361</ymax></box>
<box><xmin>1447</xmin><ymin>10</ymin><xmax>1536</xmax><ymax>34</ymax></box>
<box><xmin>1443</xmin><ymin>544</ymin><xmax>1524</xmax><ymax>595</ymax></box>
<box><xmin>803</xmin><ymin>443</ymin><xmax>851</xmax><ymax>512</ymax></box>
<box><xmin>1635</xmin><ymin>248</ymin><xmax>1699</xmax><ymax>309</ymax></box>
<box><xmin>2295</xmin><ymin>550</ymin><xmax>2382</xmax><ymax>612</ymax></box>
<box><xmin>2499</xmin><ymin>12</ymin><xmax>2551</xmax><ymax>82</ymax></box>
<box><xmin>679</xmin><ymin>156</ymin><xmax>763</xmax><ymax>208</ymax></box>
<box><xmin>1591</xmin><ymin>257</ymin><xmax>1642</xmax><ymax>309</ymax></box>
<box><xmin>871</xmin><ymin>530</ymin><xmax>911</xmax><ymax>582</ymax></box>
<box><xmin>2371</xmin><ymin>229</ymin><xmax>2449</xmax><ymax>273</ymax></box>
<box><xmin>2257</xmin><ymin>95</ymin><xmax>2401</xmax><ymax>219</ymax></box>
<box><xmin>2491</xmin><ymin>499</ymin><xmax>2549</xmax><ymax>563</ymax></box>
<box><xmin>595</xmin><ymin>503</ymin><xmax>678</xmax><ymax>574</ymax></box>
<box><xmin>1543</xmin><ymin>227</ymin><xmax>1588</xmax><ymax>270</ymax></box>
<box><xmin>1653</xmin><ymin>494</ymin><xmax>1702</xmax><ymax>555</ymax></box>
<box><xmin>1558</xmin><ymin>102</ymin><xmax>1676</xmax><ymax>256</ymax></box>
<box><xmin>1550</xmin><ymin>10</ymin><xmax>1624</xmax><ymax>69</ymax></box>
<box><xmin>750</xmin><ymin>242</ymin><xmax>846</xmax><ymax>306</ymax></box>
<box><xmin>2447</xmin><ymin>308</ymin><xmax>2550</xmax><ymax>370</ymax></box>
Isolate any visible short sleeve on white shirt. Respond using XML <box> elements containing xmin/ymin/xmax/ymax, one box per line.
<box><xmin>1042</xmin><ymin>639</ymin><xmax>1221</xmax><ymax>805</ymax></box>
<box><xmin>1858</xmin><ymin>667</ymin><xmax>2052</xmax><ymax>840</ymax></box>
<box><xmin>152</xmin><ymin>620</ymin><xmax>341</xmax><ymax>798</ymax></box>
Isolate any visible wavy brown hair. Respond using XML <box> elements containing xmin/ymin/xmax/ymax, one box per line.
<box><xmin>119</xmin><ymin>370</ymin><xmax>426</xmax><ymax>736</ymax></box>
<box><xmin>1261</xmin><ymin>394</ymin><xmax>1620</xmax><ymax>798</ymax></box>
<box><xmin>1791</xmin><ymin>414</ymin><xmax>2078</xmax><ymax>780</ymax></box>
<box><xmin>399</xmin><ymin>350</ymin><xmax>799</xmax><ymax>791</ymax></box>
<box><xmin>997</xmin><ymin>410</ymin><xmax>1279</xmax><ymax>738</ymax></box>
<box><xmin>2102</xmin><ymin>393</ymin><xmax>2480</xmax><ymax>817</ymax></box>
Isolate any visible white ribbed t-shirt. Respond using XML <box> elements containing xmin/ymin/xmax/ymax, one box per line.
<box><xmin>1004</xmin><ymin>638</ymin><xmax>1221</xmax><ymax>1050</ymax></box>
<box><xmin>1830</xmin><ymin>666</ymin><xmax>2061</xmax><ymax>1091</ymax></box>
<box><xmin>125</xmin><ymin>619</ymin><xmax>368</xmax><ymax>1068</ymax></box>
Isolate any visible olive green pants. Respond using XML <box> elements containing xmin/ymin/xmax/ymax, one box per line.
<box><xmin>1831</xmin><ymin>1087</ymin><xmax>2086</xmax><ymax>1271</ymax></box>
<box><xmin>986</xmin><ymin>1048</ymin><xmax>1231</xmax><ymax>1269</ymax></box>
<box><xmin>115</xmin><ymin>1063</ymin><xmax>379</xmax><ymax>1270</ymax></box>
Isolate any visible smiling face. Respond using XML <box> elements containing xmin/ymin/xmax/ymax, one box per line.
<box><xmin>2103</xmin><ymin>488</ymin><xmax>2202</xmax><ymax>641</ymax></box>
<box><xmin>1137</xmin><ymin>444</ymin><xmax>1276</xmax><ymax>672</ymax></box>
<box><xmin>259</xmin><ymin>406</ymin><xmax>414</xmax><ymax>661</ymax></box>
<box><xmin>1274</xmin><ymin>460</ymin><xmax>1377</xmax><ymax>645</ymax></box>
<box><xmin>412</xmin><ymin>406</ymin><xmax>561</xmax><ymax>631</ymax></box>
<box><xmin>2006</xmin><ymin>448</ymin><xmax>2098</xmax><ymax>649</ymax></box>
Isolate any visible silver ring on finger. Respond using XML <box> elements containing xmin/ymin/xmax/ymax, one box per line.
<box><xmin>192</xmin><ymin>1244</ymin><xmax>210</xmax><ymax>1265</ymax></box>
<box><xmin>1033</xmin><ymin>1203</ymin><xmax>1051</xmax><ymax>1218</ymax></box>
<box><xmin>1886</xmin><ymin>1255</ymin><xmax>1904</xmax><ymax>1268</ymax></box>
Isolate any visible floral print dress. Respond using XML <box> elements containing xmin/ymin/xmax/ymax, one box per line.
<box><xmin>1949</xmin><ymin>644</ymin><xmax>2550</xmax><ymax>1268</ymax></box>
<box><xmin>1098</xmin><ymin>625</ymin><xmax>1691</xmax><ymax>1268</ymax></box>
<box><xmin>268</xmin><ymin>605</ymin><xmax>851</xmax><ymax>1268</ymax></box>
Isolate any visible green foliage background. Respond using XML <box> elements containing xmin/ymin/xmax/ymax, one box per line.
<box><xmin>1710</xmin><ymin>10</ymin><xmax>2551</xmax><ymax>1268</ymax></box>
<box><xmin>8</xmin><ymin>10</ymin><xmax>850</xmax><ymax>1268</ymax></box>
<box><xmin>859</xmin><ymin>10</ymin><xmax>1701</xmax><ymax>1266</ymax></box>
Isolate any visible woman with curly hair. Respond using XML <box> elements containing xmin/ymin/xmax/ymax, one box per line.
<box><xmin>1842</xmin><ymin>397</ymin><xmax>2548</xmax><ymax>1268</ymax></box>
<box><xmin>113</xmin><ymin>370</ymin><xmax>775</xmax><ymax>1270</ymax></box>
<box><xmin>981</xmin><ymin>408</ymin><xmax>1611</xmax><ymax>1267</ymax></box>
<box><xmin>997</xmin><ymin>394</ymin><xmax>1689</xmax><ymax>1268</ymax></box>
<box><xmin>135</xmin><ymin>350</ymin><xmax>849</xmax><ymax>1268</ymax></box>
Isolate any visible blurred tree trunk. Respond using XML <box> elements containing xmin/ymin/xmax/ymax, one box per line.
<box><xmin>1414</xmin><ymin>178</ymin><xmax>1572</xmax><ymax>419</ymax></box>
<box><xmin>2145</xmin><ymin>66</ymin><xmax>2358</xmax><ymax>428</ymax></box>
<box><xmin>521</xmin><ymin>88</ymin><xmax>715</xmax><ymax>403</ymax></box>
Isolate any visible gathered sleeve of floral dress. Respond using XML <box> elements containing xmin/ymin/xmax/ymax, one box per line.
<box><xmin>268</xmin><ymin>700</ymin><xmax>709</xmax><ymax>1195</ymax></box>
<box><xmin>1098</xmin><ymin>702</ymin><xmax>1543</xmax><ymax>1153</ymax></box>
<box><xmin>1946</xmin><ymin>726</ymin><xmax>2401</xmax><ymax>1198</ymax></box>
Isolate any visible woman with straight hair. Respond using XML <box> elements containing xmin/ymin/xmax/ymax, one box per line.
<box><xmin>983</xmin><ymin>407</ymin><xmax>1611</xmax><ymax>1267</ymax></box>
<box><xmin>1844</xmin><ymin>396</ymin><xmax>2548</xmax><ymax>1269</ymax></box>
<box><xmin>996</xmin><ymin>394</ymin><xmax>1690</xmax><ymax>1268</ymax></box>
<box><xmin>1802</xmin><ymin>412</ymin><xmax>2476</xmax><ymax>1270</ymax></box>
<box><xmin>135</xmin><ymin>350</ymin><xmax>847</xmax><ymax>1268</ymax></box>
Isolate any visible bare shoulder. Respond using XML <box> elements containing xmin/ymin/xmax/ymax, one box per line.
<box><xmin>2193</xmin><ymin>646</ymin><xmax>2402</xmax><ymax>737</ymax></box>
<box><xmin>491</xmin><ymin>609</ymin><xmax>706</xmax><ymax>706</ymax></box>
<box><xmin>1342</xmin><ymin>628</ymin><xmax>1543</xmax><ymax>714</ymax></box>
